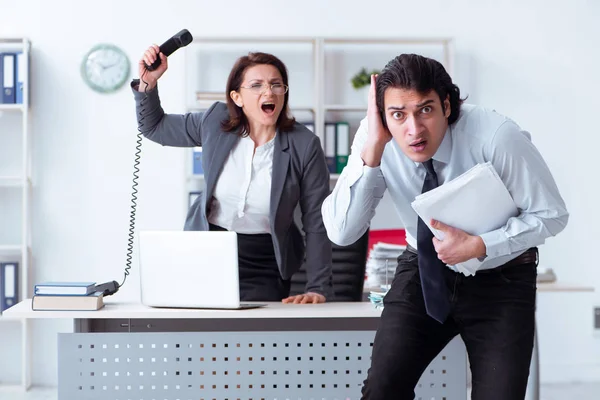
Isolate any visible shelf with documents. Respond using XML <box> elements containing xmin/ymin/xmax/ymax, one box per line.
<box><xmin>0</xmin><ymin>37</ymin><xmax>32</xmax><ymax>392</ymax></box>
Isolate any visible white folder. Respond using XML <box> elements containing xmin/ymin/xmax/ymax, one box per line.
<box><xmin>410</xmin><ymin>162</ymin><xmax>518</xmax><ymax>275</ymax></box>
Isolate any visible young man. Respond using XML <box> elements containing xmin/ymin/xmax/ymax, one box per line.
<box><xmin>321</xmin><ymin>54</ymin><xmax>568</xmax><ymax>399</ymax></box>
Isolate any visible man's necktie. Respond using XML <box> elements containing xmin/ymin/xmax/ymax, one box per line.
<box><xmin>417</xmin><ymin>159</ymin><xmax>451</xmax><ymax>323</ymax></box>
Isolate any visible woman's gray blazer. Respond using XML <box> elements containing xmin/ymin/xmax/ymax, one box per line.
<box><xmin>132</xmin><ymin>82</ymin><xmax>333</xmax><ymax>298</ymax></box>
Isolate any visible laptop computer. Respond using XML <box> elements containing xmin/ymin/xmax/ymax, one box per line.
<box><xmin>138</xmin><ymin>230</ymin><xmax>266</xmax><ymax>310</ymax></box>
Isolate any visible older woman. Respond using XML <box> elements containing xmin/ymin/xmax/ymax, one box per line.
<box><xmin>131</xmin><ymin>45</ymin><xmax>332</xmax><ymax>303</ymax></box>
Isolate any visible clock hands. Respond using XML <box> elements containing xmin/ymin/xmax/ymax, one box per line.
<box><xmin>99</xmin><ymin>61</ymin><xmax>120</xmax><ymax>70</ymax></box>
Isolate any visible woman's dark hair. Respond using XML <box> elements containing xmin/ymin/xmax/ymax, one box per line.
<box><xmin>376</xmin><ymin>54</ymin><xmax>466</xmax><ymax>125</ymax></box>
<box><xmin>221</xmin><ymin>52</ymin><xmax>295</xmax><ymax>135</ymax></box>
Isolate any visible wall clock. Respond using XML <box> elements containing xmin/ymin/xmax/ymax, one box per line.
<box><xmin>81</xmin><ymin>43</ymin><xmax>130</xmax><ymax>93</ymax></box>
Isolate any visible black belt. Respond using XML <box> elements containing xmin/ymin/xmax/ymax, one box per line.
<box><xmin>502</xmin><ymin>248</ymin><xmax>538</xmax><ymax>267</ymax></box>
<box><xmin>405</xmin><ymin>244</ymin><xmax>538</xmax><ymax>268</ymax></box>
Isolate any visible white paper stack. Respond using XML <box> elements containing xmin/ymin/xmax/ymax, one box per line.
<box><xmin>365</xmin><ymin>242</ymin><xmax>406</xmax><ymax>288</ymax></box>
<box><xmin>410</xmin><ymin>162</ymin><xmax>518</xmax><ymax>276</ymax></box>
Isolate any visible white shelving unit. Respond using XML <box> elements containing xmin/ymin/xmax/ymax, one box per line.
<box><xmin>182</xmin><ymin>36</ymin><xmax>453</xmax><ymax>193</ymax></box>
<box><xmin>0</xmin><ymin>37</ymin><xmax>32</xmax><ymax>391</ymax></box>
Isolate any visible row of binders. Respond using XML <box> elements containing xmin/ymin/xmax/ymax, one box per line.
<box><xmin>0</xmin><ymin>52</ymin><xmax>25</xmax><ymax>104</ymax></box>
<box><xmin>305</xmin><ymin>121</ymin><xmax>350</xmax><ymax>174</ymax></box>
<box><xmin>32</xmin><ymin>281</ymin><xmax>104</xmax><ymax>311</ymax></box>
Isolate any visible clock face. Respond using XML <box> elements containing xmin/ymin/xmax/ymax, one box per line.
<box><xmin>81</xmin><ymin>44</ymin><xmax>130</xmax><ymax>93</ymax></box>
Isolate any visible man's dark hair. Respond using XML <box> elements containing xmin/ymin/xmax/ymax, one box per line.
<box><xmin>376</xmin><ymin>54</ymin><xmax>465</xmax><ymax>125</ymax></box>
<box><xmin>221</xmin><ymin>52</ymin><xmax>295</xmax><ymax>136</ymax></box>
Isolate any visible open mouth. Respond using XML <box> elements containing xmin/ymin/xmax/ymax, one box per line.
<box><xmin>261</xmin><ymin>102</ymin><xmax>276</xmax><ymax>114</ymax></box>
<box><xmin>410</xmin><ymin>139</ymin><xmax>427</xmax><ymax>152</ymax></box>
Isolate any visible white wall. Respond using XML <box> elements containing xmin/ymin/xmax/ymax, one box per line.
<box><xmin>0</xmin><ymin>0</ymin><xmax>598</xmax><ymax>387</ymax></box>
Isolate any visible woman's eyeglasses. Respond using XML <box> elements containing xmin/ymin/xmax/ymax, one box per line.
<box><xmin>240</xmin><ymin>83</ymin><xmax>289</xmax><ymax>95</ymax></box>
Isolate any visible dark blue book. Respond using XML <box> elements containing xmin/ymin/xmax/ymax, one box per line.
<box><xmin>34</xmin><ymin>282</ymin><xmax>96</xmax><ymax>296</ymax></box>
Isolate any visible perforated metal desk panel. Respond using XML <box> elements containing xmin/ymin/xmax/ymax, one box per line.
<box><xmin>7</xmin><ymin>300</ymin><xmax>467</xmax><ymax>400</ymax></box>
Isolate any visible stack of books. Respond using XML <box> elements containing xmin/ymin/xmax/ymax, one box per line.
<box><xmin>32</xmin><ymin>282</ymin><xmax>104</xmax><ymax>311</ymax></box>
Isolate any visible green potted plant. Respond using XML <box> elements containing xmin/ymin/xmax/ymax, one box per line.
<box><xmin>351</xmin><ymin>67</ymin><xmax>381</xmax><ymax>89</ymax></box>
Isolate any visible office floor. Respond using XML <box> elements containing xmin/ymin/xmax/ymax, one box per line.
<box><xmin>1</xmin><ymin>383</ymin><xmax>600</xmax><ymax>400</ymax></box>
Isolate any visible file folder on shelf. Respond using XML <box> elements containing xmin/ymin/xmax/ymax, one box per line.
<box><xmin>411</xmin><ymin>162</ymin><xmax>518</xmax><ymax>275</ymax></box>
<box><xmin>15</xmin><ymin>51</ymin><xmax>25</xmax><ymax>104</ymax></box>
<box><xmin>1</xmin><ymin>53</ymin><xmax>16</xmax><ymax>104</ymax></box>
<box><xmin>1</xmin><ymin>262</ymin><xmax>19</xmax><ymax>312</ymax></box>
<box><xmin>335</xmin><ymin>122</ymin><xmax>350</xmax><ymax>173</ymax></box>
<box><xmin>324</xmin><ymin>122</ymin><xmax>337</xmax><ymax>174</ymax></box>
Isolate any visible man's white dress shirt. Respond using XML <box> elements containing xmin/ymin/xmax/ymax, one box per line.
<box><xmin>322</xmin><ymin>104</ymin><xmax>569</xmax><ymax>272</ymax></box>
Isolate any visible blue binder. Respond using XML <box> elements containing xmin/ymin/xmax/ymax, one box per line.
<box><xmin>15</xmin><ymin>52</ymin><xmax>24</xmax><ymax>104</ymax></box>
<box><xmin>192</xmin><ymin>147</ymin><xmax>203</xmax><ymax>175</ymax></box>
<box><xmin>0</xmin><ymin>262</ymin><xmax>19</xmax><ymax>312</ymax></box>
<box><xmin>1</xmin><ymin>53</ymin><xmax>16</xmax><ymax>104</ymax></box>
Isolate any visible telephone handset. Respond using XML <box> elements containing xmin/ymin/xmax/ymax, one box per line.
<box><xmin>144</xmin><ymin>29</ymin><xmax>193</xmax><ymax>71</ymax></box>
<box><xmin>97</xmin><ymin>29</ymin><xmax>194</xmax><ymax>297</ymax></box>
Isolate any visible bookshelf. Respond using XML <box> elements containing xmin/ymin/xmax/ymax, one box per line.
<box><xmin>0</xmin><ymin>37</ymin><xmax>32</xmax><ymax>391</ymax></box>
<box><xmin>182</xmin><ymin>36</ymin><xmax>453</xmax><ymax>197</ymax></box>
<box><xmin>184</xmin><ymin>37</ymin><xmax>453</xmax><ymax>139</ymax></box>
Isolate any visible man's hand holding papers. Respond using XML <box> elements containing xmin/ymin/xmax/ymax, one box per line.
<box><xmin>411</xmin><ymin>162</ymin><xmax>519</xmax><ymax>276</ymax></box>
<box><xmin>430</xmin><ymin>219</ymin><xmax>486</xmax><ymax>265</ymax></box>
